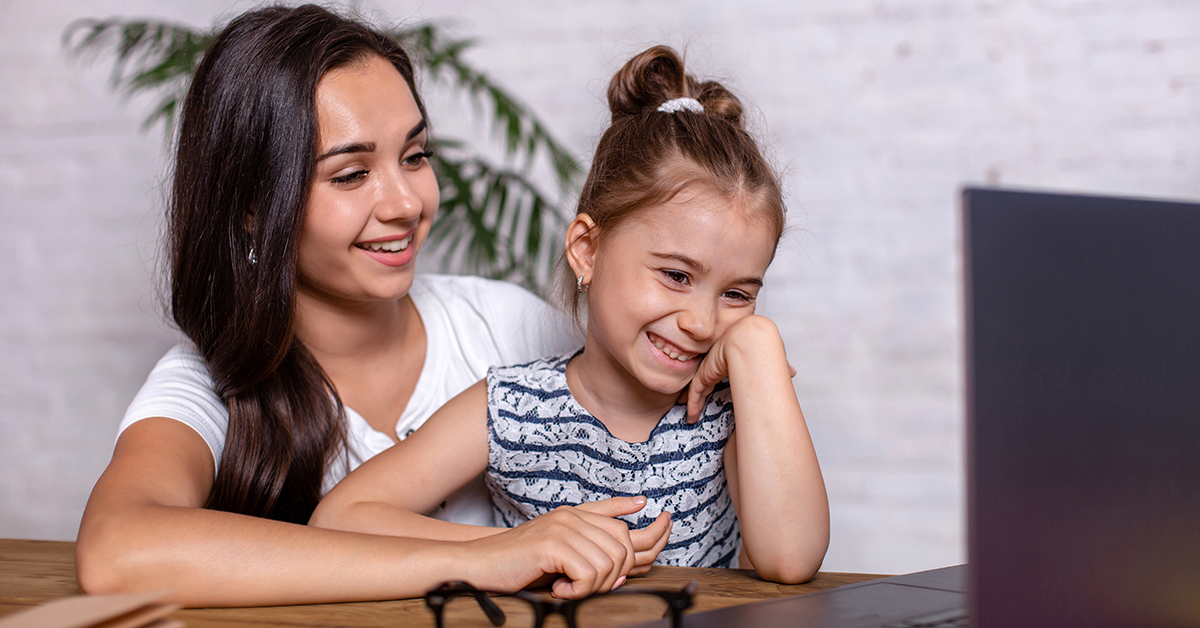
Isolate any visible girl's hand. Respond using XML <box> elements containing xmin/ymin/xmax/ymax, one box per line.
<box><xmin>467</xmin><ymin>496</ymin><xmax>669</xmax><ymax>599</ymax></box>
<box><xmin>686</xmin><ymin>315</ymin><xmax>787</xmax><ymax>423</ymax></box>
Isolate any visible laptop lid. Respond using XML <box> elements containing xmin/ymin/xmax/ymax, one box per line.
<box><xmin>963</xmin><ymin>187</ymin><xmax>1200</xmax><ymax>628</ymax></box>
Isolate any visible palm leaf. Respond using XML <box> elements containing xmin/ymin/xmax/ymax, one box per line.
<box><xmin>63</xmin><ymin>18</ymin><xmax>212</xmax><ymax>133</ymax></box>
<box><xmin>427</xmin><ymin>149</ymin><xmax>568</xmax><ymax>289</ymax></box>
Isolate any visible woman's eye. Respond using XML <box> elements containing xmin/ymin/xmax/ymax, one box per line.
<box><xmin>331</xmin><ymin>169</ymin><xmax>368</xmax><ymax>185</ymax></box>
<box><xmin>663</xmin><ymin>270</ymin><xmax>689</xmax><ymax>285</ymax></box>
<box><xmin>403</xmin><ymin>149</ymin><xmax>434</xmax><ymax>168</ymax></box>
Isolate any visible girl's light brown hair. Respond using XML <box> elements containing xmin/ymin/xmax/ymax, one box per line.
<box><xmin>560</xmin><ymin>45</ymin><xmax>785</xmax><ymax>320</ymax></box>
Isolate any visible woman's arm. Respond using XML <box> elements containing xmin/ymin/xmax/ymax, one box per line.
<box><xmin>312</xmin><ymin>380</ymin><xmax>673</xmax><ymax>572</ymax></box>
<box><xmin>76</xmin><ymin>416</ymin><xmax>656</xmax><ymax>606</ymax></box>
<box><xmin>687</xmin><ymin>315</ymin><xmax>830</xmax><ymax>584</ymax></box>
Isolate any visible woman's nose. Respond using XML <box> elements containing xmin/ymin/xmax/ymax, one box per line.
<box><xmin>376</xmin><ymin>169</ymin><xmax>424</xmax><ymax>222</ymax></box>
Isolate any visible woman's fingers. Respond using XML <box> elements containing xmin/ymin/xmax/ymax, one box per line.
<box><xmin>470</xmin><ymin>507</ymin><xmax>631</xmax><ymax>598</ymax></box>
<box><xmin>574</xmin><ymin>494</ymin><xmax>647</xmax><ymax>518</ymax></box>
<box><xmin>537</xmin><ymin>508</ymin><xmax>630</xmax><ymax>597</ymax></box>
<box><xmin>477</xmin><ymin>498</ymin><xmax>672</xmax><ymax>597</ymax></box>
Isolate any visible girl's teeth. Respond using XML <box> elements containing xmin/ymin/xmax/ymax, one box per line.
<box><xmin>652</xmin><ymin>339</ymin><xmax>692</xmax><ymax>361</ymax></box>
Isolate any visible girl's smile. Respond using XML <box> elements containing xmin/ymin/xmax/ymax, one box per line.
<box><xmin>647</xmin><ymin>331</ymin><xmax>699</xmax><ymax>364</ymax></box>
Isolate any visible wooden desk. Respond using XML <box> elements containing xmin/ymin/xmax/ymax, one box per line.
<box><xmin>0</xmin><ymin>539</ymin><xmax>882</xmax><ymax>627</ymax></box>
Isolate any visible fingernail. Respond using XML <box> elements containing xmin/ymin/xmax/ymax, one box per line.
<box><xmin>632</xmin><ymin>495</ymin><xmax>647</xmax><ymax>505</ymax></box>
<box><xmin>611</xmin><ymin>576</ymin><xmax>626</xmax><ymax>591</ymax></box>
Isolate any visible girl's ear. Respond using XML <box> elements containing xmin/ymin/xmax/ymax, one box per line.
<box><xmin>565</xmin><ymin>214</ymin><xmax>598</xmax><ymax>283</ymax></box>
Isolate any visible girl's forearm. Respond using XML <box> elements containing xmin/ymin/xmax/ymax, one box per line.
<box><xmin>309</xmin><ymin>498</ymin><xmax>500</xmax><ymax>542</ymax></box>
<box><xmin>724</xmin><ymin>320</ymin><xmax>830</xmax><ymax>583</ymax></box>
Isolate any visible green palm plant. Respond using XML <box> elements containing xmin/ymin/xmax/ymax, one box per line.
<box><xmin>63</xmin><ymin>11</ymin><xmax>580</xmax><ymax>293</ymax></box>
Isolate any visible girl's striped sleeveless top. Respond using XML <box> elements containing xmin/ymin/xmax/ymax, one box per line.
<box><xmin>485</xmin><ymin>352</ymin><xmax>741</xmax><ymax>568</ymax></box>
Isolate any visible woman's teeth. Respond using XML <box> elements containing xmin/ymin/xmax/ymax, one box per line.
<box><xmin>358</xmin><ymin>236</ymin><xmax>413</xmax><ymax>253</ymax></box>
<box><xmin>653</xmin><ymin>339</ymin><xmax>694</xmax><ymax>361</ymax></box>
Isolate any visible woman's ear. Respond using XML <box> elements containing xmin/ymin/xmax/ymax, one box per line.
<box><xmin>565</xmin><ymin>214</ymin><xmax>598</xmax><ymax>284</ymax></box>
<box><xmin>243</xmin><ymin>209</ymin><xmax>256</xmax><ymax>235</ymax></box>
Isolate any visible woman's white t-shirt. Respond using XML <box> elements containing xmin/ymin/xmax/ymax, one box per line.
<box><xmin>118</xmin><ymin>274</ymin><xmax>578</xmax><ymax>526</ymax></box>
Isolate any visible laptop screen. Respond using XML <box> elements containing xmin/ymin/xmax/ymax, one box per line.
<box><xmin>963</xmin><ymin>188</ymin><xmax>1200</xmax><ymax>628</ymax></box>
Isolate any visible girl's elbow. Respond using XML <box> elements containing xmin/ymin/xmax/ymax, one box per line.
<box><xmin>759</xmin><ymin>558</ymin><xmax>822</xmax><ymax>585</ymax></box>
<box><xmin>749</xmin><ymin>539</ymin><xmax>828</xmax><ymax>584</ymax></box>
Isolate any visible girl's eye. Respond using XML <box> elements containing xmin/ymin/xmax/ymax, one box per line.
<box><xmin>724</xmin><ymin>290</ymin><xmax>753</xmax><ymax>302</ymax></box>
<box><xmin>663</xmin><ymin>270</ymin><xmax>689</xmax><ymax>285</ymax></box>
<box><xmin>403</xmin><ymin>149</ymin><xmax>434</xmax><ymax>168</ymax></box>
<box><xmin>331</xmin><ymin>169</ymin><xmax>368</xmax><ymax>185</ymax></box>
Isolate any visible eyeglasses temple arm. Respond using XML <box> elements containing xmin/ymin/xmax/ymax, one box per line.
<box><xmin>472</xmin><ymin>591</ymin><xmax>508</xmax><ymax>626</ymax></box>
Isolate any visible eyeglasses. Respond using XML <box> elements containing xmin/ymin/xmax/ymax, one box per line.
<box><xmin>425</xmin><ymin>580</ymin><xmax>696</xmax><ymax>628</ymax></box>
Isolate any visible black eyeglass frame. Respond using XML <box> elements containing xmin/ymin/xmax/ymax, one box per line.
<box><xmin>425</xmin><ymin>580</ymin><xmax>697</xmax><ymax>628</ymax></box>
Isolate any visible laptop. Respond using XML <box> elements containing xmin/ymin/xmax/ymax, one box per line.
<box><xmin>639</xmin><ymin>187</ymin><xmax>1200</xmax><ymax>628</ymax></box>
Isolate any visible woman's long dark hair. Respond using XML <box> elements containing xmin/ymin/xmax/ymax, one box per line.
<box><xmin>169</xmin><ymin>4</ymin><xmax>428</xmax><ymax>523</ymax></box>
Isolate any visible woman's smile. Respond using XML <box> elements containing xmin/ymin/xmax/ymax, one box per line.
<box><xmin>355</xmin><ymin>233</ymin><xmax>417</xmax><ymax>267</ymax></box>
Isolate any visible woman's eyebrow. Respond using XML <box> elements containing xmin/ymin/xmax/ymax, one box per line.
<box><xmin>406</xmin><ymin>119</ymin><xmax>427</xmax><ymax>141</ymax></box>
<box><xmin>316</xmin><ymin>142</ymin><xmax>375</xmax><ymax>162</ymax></box>
<box><xmin>315</xmin><ymin>119</ymin><xmax>427</xmax><ymax>162</ymax></box>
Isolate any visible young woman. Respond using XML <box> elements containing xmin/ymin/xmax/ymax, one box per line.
<box><xmin>74</xmin><ymin>5</ymin><xmax>668</xmax><ymax>606</ymax></box>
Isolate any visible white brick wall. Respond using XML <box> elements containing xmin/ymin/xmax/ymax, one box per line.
<box><xmin>2</xmin><ymin>0</ymin><xmax>1198</xmax><ymax>575</ymax></box>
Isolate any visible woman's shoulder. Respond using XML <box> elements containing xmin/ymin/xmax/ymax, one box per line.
<box><xmin>410</xmin><ymin>273</ymin><xmax>544</xmax><ymax>309</ymax></box>
<box><xmin>411</xmin><ymin>274</ymin><xmax>579</xmax><ymax>361</ymax></box>
<box><xmin>118</xmin><ymin>341</ymin><xmax>227</xmax><ymax>468</ymax></box>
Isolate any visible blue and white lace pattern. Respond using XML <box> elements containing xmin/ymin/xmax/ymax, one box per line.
<box><xmin>485</xmin><ymin>352</ymin><xmax>740</xmax><ymax>568</ymax></box>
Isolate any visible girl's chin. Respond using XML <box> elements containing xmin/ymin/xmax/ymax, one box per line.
<box><xmin>635</xmin><ymin>371</ymin><xmax>696</xmax><ymax>399</ymax></box>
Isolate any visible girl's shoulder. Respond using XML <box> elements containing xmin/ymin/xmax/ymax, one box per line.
<box><xmin>487</xmin><ymin>350</ymin><xmax>577</xmax><ymax>392</ymax></box>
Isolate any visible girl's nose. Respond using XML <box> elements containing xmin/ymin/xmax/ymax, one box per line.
<box><xmin>678</xmin><ymin>297</ymin><xmax>717</xmax><ymax>340</ymax></box>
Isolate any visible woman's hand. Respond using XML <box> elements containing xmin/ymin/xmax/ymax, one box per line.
<box><xmin>576</xmin><ymin>497</ymin><xmax>672</xmax><ymax>575</ymax></box>
<box><xmin>465</xmin><ymin>496</ymin><xmax>671</xmax><ymax>599</ymax></box>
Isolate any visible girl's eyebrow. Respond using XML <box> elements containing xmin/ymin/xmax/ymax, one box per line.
<box><xmin>315</xmin><ymin>119</ymin><xmax>428</xmax><ymax>162</ymax></box>
<box><xmin>651</xmin><ymin>252</ymin><xmax>764</xmax><ymax>286</ymax></box>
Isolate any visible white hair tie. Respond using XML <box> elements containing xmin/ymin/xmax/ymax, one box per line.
<box><xmin>657</xmin><ymin>97</ymin><xmax>704</xmax><ymax>114</ymax></box>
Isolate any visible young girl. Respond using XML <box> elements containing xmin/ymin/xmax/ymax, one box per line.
<box><xmin>312</xmin><ymin>45</ymin><xmax>829</xmax><ymax>585</ymax></box>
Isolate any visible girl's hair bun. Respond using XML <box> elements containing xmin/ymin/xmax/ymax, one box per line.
<box><xmin>606</xmin><ymin>45</ymin><xmax>744</xmax><ymax>129</ymax></box>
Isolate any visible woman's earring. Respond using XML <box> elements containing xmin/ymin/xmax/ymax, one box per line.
<box><xmin>248</xmin><ymin>247</ymin><xmax>258</xmax><ymax>265</ymax></box>
<box><xmin>576</xmin><ymin>274</ymin><xmax>589</xmax><ymax>294</ymax></box>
